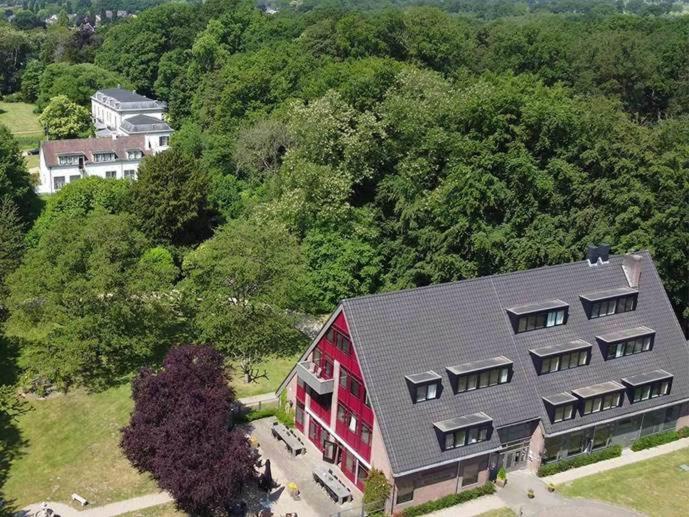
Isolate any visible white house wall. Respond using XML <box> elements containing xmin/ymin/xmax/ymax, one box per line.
<box><xmin>39</xmin><ymin>159</ymin><xmax>143</xmax><ymax>195</ymax></box>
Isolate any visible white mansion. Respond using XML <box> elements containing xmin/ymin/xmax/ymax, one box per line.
<box><xmin>37</xmin><ymin>88</ymin><xmax>174</xmax><ymax>194</ymax></box>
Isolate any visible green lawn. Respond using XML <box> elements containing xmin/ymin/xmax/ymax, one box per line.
<box><xmin>0</xmin><ymin>354</ymin><xmax>297</xmax><ymax>509</ymax></box>
<box><xmin>120</xmin><ymin>503</ymin><xmax>186</xmax><ymax>517</ymax></box>
<box><xmin>559</xmin><ymin>447</ymin><xmax>689</xmax><ymax>517</ymax></box>
<box><xmin>1</xmin><ymin>384</ymin><xmax>158</xmax><ymax>510</ymax></box>
<box><xmin>0</xmin><ymin>101</ymin><xmax>43</xmax><ymax>149</ymax></box>
<box><xmin>478</xmin><ymin>509</ymin><xmax>516</xmax><ymax>517</ymax></box>
<box><xmin>230</xmin><ymin>353</ymin><xmax>299</xmax><ymax>399</ymax></box>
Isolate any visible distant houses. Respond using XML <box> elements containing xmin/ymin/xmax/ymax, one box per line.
<box><xmin>38</xmin><ymin>88</ymin><xmax>173</xmax><ymax>194</ymax></box>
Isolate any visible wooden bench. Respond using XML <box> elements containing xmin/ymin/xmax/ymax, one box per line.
<box><xmin>71</xmin><ymin>494</ymin><xmax>88</xmax><ymax>506</ymax></box>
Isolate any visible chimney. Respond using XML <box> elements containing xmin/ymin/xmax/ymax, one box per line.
<box><xmin>622</xmin><ymin>254</ymin><xmax>642</xmax><ymax>288</ymax></box>
<box><xmin>587</xmin><ymin>243</ymin><xmax>611</xmax><ymax>266</ymax></box>
<box><xmin>111</xmin><ymin>132</ymin><xmax>117</xmax><ymax>140</ymax></box>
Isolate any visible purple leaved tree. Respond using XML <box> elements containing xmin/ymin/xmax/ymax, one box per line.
<box><xmin>121</xmin><ymin>345</ymin><xmax>258</xmax><ymax>515</ymax></box>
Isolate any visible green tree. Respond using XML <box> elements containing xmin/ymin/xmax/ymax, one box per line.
<box><xmin>20</xmin><ymin>59</ymin><xmax>44</xmax><ymax>103</ymax></box>
<box><xmin>39</xmin><ymin>95</ymin><xmax>93</xmax><ymax>139</ymax></box>
<box><xmin>0</xmin><ymin>200</ymin><xmax>26</xmax><ymax>311</ymax></box>
<box><xmin>0</xmin><ymin>125</ymin><xmax>37</xmax><ymax>223</ymax></box>
<box><xmin>95</xmin><ymin>3</ymin><xmax>203</xmax><ymax>95</ymax></box>
<box><xmin>363</xmin><ymin>468</ymin><xmax>391</xmax><ymax>513</ymax></box>
<box><xmin>37</xmin><ymin>63</ymin><xmax>131</xmax><ymax>110</ymax></box>
<box><xmin>57</xmin><ymin>8</ymin><xmax>69</xmax><ymax>26</ymax></box>
<box><xmin>27</xmin><ymin>176</ymin><xmax>132</xmax><ymax>245</ymax></box>
<box><xmin>130</xmin><ymin>149</ymin><xmax>210</xmax><ymax>245</ymax></box>
<box><xmin>181</xmin><ymin>218</ymin><xmax>305</xmax><ymax>382</ymax></box>
<box><xmin>0</xmin><ymin>25</ymin><xmax>32</xmax><ymax>93</ymax></box>
<box><xmin>6</xmin><ymin>211</ymin><xmax>180</xmax><ymax>390</ymax></box>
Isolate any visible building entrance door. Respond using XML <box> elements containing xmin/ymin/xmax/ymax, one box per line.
<box><xmin>322</xmin><ymin>440</ymin><xmax>338</xmax><ymax>463</ymax></box>
<box><xmin>500</xmin><ymin>444</ymin><xmax>529</xmax><ymax>471</ymax></box>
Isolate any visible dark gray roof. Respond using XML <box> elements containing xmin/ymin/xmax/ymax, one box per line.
<box><xmin>341</xmin><ymin>252</ymin><xmax>689</xmax><ymax>475</ymax></box>
<box><xmin>580</xmin><ymin>287</ymin><xmax>638</xmax><ymax>302</ymax></box>
<box><xmin>506</xmin><ymin>299</ymin><xmax>568</xmax><ymax>316</ymax></box>
<box><xmin>99</xmin><ymin>88</ymin><xmax>154</xmax><ymax>103</ymax></box>
<box><xmin>434</xmin><ymin>412</ymin><xmax>492</xmax><ymax>433</ymax></box>
<box><xmin>446</xmin><ymin>356</ymin><xmax>512</xmax><ymax>376</ymax></box>
<box><xmin>542</xmin><ymin>392</ymin><xmax>577</xmax><ymax>406</ymax></box>
<box><xmin>120</xmin><ymin>115</ymin><xmax>172</xmax><ymax>134</ymax></box>
<box><xmin>596</xmin><ymin>326</ymin><xmax>655</xmax><ymax>343</ymax></box>
<box><xmin>622</xmin><ymin>370</ymin><xmax>673</xmax><ymax>387</ymax></box>
<box><xmin>529</xmin><ymin>339</ymin><xmax>592</xmax><ymax>358</ymax></box>
<box><xmin>405</xmin><ymin>371</ymin><xmax>441</xmax><ymax>384</ymax></box>
<box><xmin>572</xmin><ymin>381</ymin><xmax>625</xmax><ymax>399</ymax></box>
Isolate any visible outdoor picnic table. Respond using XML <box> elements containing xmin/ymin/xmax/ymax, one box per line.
<box><xmin>312</xmin><ymin>466</ymin><xmax>352</xmax><ymax>505</ymax></box>
<box><xmin>271</xmin><ymin>422</ymin><xmax>305</xmax><ymax>456</ymax></box>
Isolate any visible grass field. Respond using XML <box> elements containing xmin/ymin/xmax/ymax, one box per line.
<box><xmin>559</xmin><ymin>447</ymin><xmax>689</xmax><ymax>517</ymax></box>
<box><xmin>0</xmin><ymin>354</ymin><xmax>297</xmax><ymax>509</ymax></box>
<box><xmin>0</xmin><ymin>101</ymin><xmax>43</xmax><ymax>150</ymax></box>
<box><xmin>120</xmin><ymin>503</ymin><xmax>186</xmax><ymax>517</ymax></box>
<box><xmin>0</xmin><ymin>384</ymin><xmax>158</xmax><ymax>510</ymax></box>
<box><xmin>230</xmin><ymin>353</ymin><xmax>299</xmax><ymax>398</ymax></box>
<box><xmin>478</xmin><ymin>509</ymin><xmax>516</xmax><ymax>517</ymax></box>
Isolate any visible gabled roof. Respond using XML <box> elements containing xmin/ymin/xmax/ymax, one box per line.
<box><xmin>340</xmin><ymin>252</ymin><xmax>689</xmax><ymax>475</ymax></box>
<box><xmin>41</xmin><ymin>136</ymin><xmax>151</xmax><ymax>167</ymax></box>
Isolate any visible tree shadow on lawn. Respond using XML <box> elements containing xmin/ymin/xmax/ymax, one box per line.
<box><xmin>0</xmin><ymin>335</ymin><xmax>29</xmax><ymax>516</ymax></box>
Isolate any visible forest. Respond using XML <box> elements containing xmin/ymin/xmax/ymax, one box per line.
<box><xmin>1</xmin><ymin>0</ymin><xmax>689</xmax><ymax>393</ymax></box>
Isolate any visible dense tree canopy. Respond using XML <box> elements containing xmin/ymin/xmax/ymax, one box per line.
<box><xmin>130</xmin><ymin>149</ymin><xmax>211</xmax><ymax>246</ymax></box>
<box><xmin>3</xmin><ymin>0</ymin><xmax>689</xmax><ymax>395</ymax></box>
<box><xmin>5</xmin><ymin>209</ymin><xmax>180</xmax><ymax>389</ymax></box>
<box><xmin>36</xmin><ymin>62</ymin><xmax>130</xmax><ymax>109</ymax></box>
<box><xmin>182</xmin><ymin>218</ymin><xmax>306</xmax><ymax>381</ymax></box>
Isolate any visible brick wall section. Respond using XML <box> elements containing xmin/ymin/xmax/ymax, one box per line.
<box><xmin>527</xmin><ymin>423</ymin><xmax>546</xmax><ymax>473</ymax></box>
<box><xmin>676</xmin><ymin>402</ymin><xmax>689</xmax><ymax>429</ymax></box>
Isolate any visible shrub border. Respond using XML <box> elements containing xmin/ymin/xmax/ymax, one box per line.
<box><xmin>398</xmin><ymin>482</ymin><xmax>495</xmax><ymax>517</ymax></box>
<box><xmin>631</xmin><ymin>426</ymin><xmax>689</xmax><ymax>451</ymax></box>
<box><xmin>537</xmin><ymin>445</ymin><xmax>622</xmax><ymax>477</ymax></box>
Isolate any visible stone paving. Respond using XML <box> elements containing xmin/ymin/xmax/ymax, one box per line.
<box><xmin>247</xmin><ymin>418</ymin><xmax>363</xmax><ymax>517</ymax></box>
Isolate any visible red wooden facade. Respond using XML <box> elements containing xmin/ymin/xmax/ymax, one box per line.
<box><xmin>296</xmin><ymin>310</ymin><xmax>374</xmax><ymax>490</ymax></box>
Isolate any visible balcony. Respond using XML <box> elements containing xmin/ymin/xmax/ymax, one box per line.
<box><xmin>296</xmin><ymin>361</ymin><xmax>334</xmax><ymax>396</ymax></box>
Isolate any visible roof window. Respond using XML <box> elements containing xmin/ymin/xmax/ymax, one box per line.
<box><xmin>506</xmin><ymin>300</ymin><xmax>568</xmax><ymax>333</ymax></box>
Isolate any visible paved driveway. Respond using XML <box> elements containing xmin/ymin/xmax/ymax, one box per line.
<box><xmin>245</xmin><ymin>419</ymin><xmax>362</xmax><ymax>517</ymax></box>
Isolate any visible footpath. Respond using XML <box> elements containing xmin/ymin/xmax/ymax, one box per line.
<box><xmin>429</xmin><ymin>437</ymin><xmax>689</xmax><ymax>516</ymax></box>
<box><xmin>18</xmin><ymin>419</ymin><xmax>688</xmax><ymax>517</ymax></box>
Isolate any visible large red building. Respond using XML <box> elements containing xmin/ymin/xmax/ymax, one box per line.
<box><xmin>278</xmin><ymin>249</ymin><xmax>689</xmax><ymax>513</ymax></box>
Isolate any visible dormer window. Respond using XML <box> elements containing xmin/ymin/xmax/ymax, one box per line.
<box><xmin>434</xmin><ymin>413</ymin><xmax>492</xmax><ymax>450</ymax></box>
<box><xmin>529</xmin><ymin>340</ymin><xmax>591</xmax><ymax>375</ymax></box>
<box><xmin>506</xmin><ymin>300</ymin><xmax>568</xmax><ymax>333</ymax></box>
<box><xmin>580</xmin><ymin>287</ymin><xmax>638</xmax><ymax>319</ymax></box>
<box><xmin>405</xmin><ymin>371</ymin><xmax>441</xmax><ymax>403</ymax></box>
<box><xmin>416</xmin><ymin>383</ymin><xmax>437</xmax><ymax>402</ymax></box>
<box><xmin>622</xmin><ymin>370</ymin><xmax>673</xmax><ymax>403</ymax></box>
<box><xmin>597</xmin><ymin>326</ymin><xmax>655</xmax><ymax>360</ymax></box>
<box><xmin>572</xmin><ymin>381</ymin><xmax>624</xmax><ymax>415</ymax></box>
<box><xmin>58</xmin><ymin>154</ymin><xmax>81</xmax><ymax>165</ymax></box>
<box><xmin>542</xmin><ymin>393</ymin><xmax>577</xmax><ymax>423</ymax></box>
<box><xmin>127</xmin><ymin>150</ymin><xmax>143</xmax><ymax>160</ymax></box>
<box><xmin>446</xmin><ymin>357</ymin><xmax>512</xmax><ymax>393</ymax></box>
<box><xmin>93</xmin><ymin>152</ymin><xmax>116</xmax><ymax>162</ymax></box>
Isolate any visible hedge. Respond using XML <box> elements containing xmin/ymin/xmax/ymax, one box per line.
<box><xmin>537</xmin><ymin>445</ymin><xmax>622</xmax><ymax>477</ymax></box>
<box><xmin>631</xmin><ymin>427</ymin><xmax>689</xmax><ymax>451</ymax></box>
<box><xmin>400</xmin><ymin>482</ymin><xmax>495</xmax><ymax>516</ymax></box>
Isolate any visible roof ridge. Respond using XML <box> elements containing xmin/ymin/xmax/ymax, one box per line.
<box><xmin>342</xmin><ymin>251</ymin><xmax>648</xmax><ymax>306</ymax></box>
